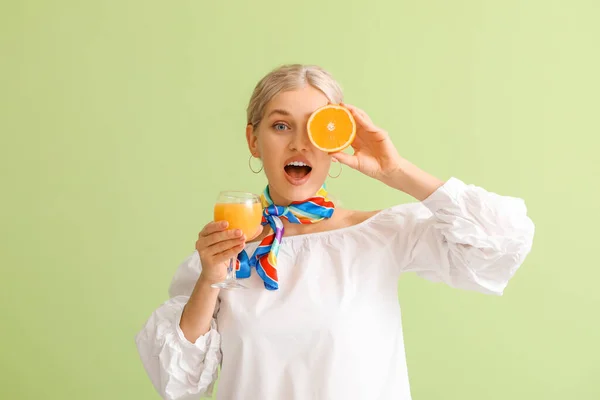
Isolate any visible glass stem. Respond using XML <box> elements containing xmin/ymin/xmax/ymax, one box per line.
<box><xmin>226</xmin><ymin>258</ymin><xmax>236</xmax><ymax>281</ymax></box>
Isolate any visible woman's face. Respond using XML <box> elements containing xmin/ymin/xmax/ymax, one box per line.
<box><xmin>246</xmin><ymin>85</ymin><xmax>332</xmax><ymax>205</ymax></box>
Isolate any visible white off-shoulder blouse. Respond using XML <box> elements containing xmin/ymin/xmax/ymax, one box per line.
<box><xmin>135</xmin><ymin>177</ymin><xmax>535</xmax><ymax>400</ymax></box>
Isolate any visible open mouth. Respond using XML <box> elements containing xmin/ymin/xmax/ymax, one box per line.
<box><xmin>284</xmin><ymin>161</ymin><xmax>313</xmax><ymax>181</ymax></box>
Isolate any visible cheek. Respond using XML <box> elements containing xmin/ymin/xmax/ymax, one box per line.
<box><xmin>257</xmin><ymin>131</ymin><xmax>284</xmax><ymax>154</ymax></box>
<box><xmin>262</xmin><ymin>157</ymin><xmax>280</xmax><ymax>177</ymax></box>
<box><xmin>257</xmin><ymin>141</ymin><xmax>282</xmax><ymax>178</ymax></box>
<box><xmin>313</xmin><ymin>154</ymin><xmax>332</xmax><ymax>174</ymax></box>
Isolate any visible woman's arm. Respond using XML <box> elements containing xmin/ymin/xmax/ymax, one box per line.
<box><xmin>331</xmin><ymin>104</ymin><xmax>534</xmax><ymax>294</ymax></box>
<box><xmin>135</xmin><ymin>252</ymin><xmax>222</xmax><ymax>400</ymax></box>
<box><xmin>180</xmin><ymin>276</ymin><xmax>221</xmax><ymax>343</ymax></box>
<box><xmin>388</xmin><ymin>178</ymin><xmax>535</xmax><ymax>295</ymax></box>
<box><xmin>379</xmin><ymin>157</ymin><xmax>445</xmax><ymax>201</ymax></box>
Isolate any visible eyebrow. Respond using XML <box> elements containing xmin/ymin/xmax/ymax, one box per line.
<box><xmin>266</xmin><ymin>109</ymin><xmax>292</xmax><ymax>118</ymax></box>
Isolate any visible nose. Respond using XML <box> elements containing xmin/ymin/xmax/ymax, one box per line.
<box><xmin>288</xmin><ymin>125</ymin><xmax>311</xmax><ymax>152</ymax></box>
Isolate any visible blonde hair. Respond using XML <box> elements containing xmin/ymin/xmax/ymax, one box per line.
<box><xmin>246</xmin><ymin>64</ymin><xmax>344</xmax><ymax>128</ymax></box>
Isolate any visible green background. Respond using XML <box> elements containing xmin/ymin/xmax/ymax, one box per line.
<box><xmin>2</xmin><ymin>0</ymin><xmax>599</xmax><ymax>399</ymax></box>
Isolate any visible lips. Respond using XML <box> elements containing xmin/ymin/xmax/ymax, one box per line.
<box><xmin>283</xmin><ymin>156</ymin><xmax>312</xmax><ymax>186</ymax></box>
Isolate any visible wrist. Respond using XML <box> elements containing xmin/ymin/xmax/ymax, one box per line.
<box><xmin>187</xmin><ymin>275</ymin><xmax>220</xmax><ymax>313</ymax></box>
<box><xmin>379</xmin><ymin>158</ymin><xmax>415</xmax><ymax>191</ymax></box>
<box><xmin>197</xmin><ymin>273</ymin><xmax>222</xmax><ymax>289</ymax></box>
<box><xmin>383</xmin><ymin>158</ymin><xmax>444</xmax><ymax>201</ymax></box>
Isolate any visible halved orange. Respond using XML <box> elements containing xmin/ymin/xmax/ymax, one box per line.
<box><xmin>307</xmin><ymin>104</ymin><xmax>356</xmax><ymax>153</ymax></box>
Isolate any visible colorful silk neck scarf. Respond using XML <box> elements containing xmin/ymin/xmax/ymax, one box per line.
<box><xmin>236</xmin><ymin>186</ymin><xmax>335</xmax><ymax>290</ymax></box>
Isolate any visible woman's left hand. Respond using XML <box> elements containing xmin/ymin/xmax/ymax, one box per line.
<box><xmin>331</xmin><ymin>103</ymin><xmax>403</xmax><ymax>183</ymax></box>
<box><xmin>332</xmin><ymin>103</ymin><xmax>445</xmax><ymax>201</ymax></box>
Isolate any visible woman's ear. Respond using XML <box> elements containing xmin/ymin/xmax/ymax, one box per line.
<box><xmin>246</xmin><ymin>124</ymin><xmax>260</xmax><ymax>157</ymax></box>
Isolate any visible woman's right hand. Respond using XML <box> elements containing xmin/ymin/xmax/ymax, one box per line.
<box><xmin>195</xmin><ymin>221</ymin><xmax>246</xmax><ymax>284</ymax></box>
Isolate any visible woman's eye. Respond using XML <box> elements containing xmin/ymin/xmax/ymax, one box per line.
<box><xmin>273</xmin><ymin>123</ymin><xmax>288</xmax><ymax>131</ymax></box>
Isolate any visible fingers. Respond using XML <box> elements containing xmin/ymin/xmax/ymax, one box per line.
<box><xmin>197</xmin><ymin>221</ymin><xmax>248</xmax><ymax>266</ymax></box>
<box><xmin>342</xmin><ymin>103</ymin><xmax>377</xmax><ymax>131</ymax></box>
<box><xmin>201</xmin><ymin>225</ymin><xmax>244</xmax><ymax>247</ymax></box>
<box><xmin>200</xmin><ymin>221</ymin><xmax>228</xmax><ymax>237</ymax></box>
<box><xmin>248</xmin><ymin>225</ymin><xmax>264</xmax><ymax>241</ymax></box>
<box><xmin>331</xmin><ymin>152</ymin><xmax>359</xmax><ymax>170</ymax></box>
<box><xmin>207</xmin><ymin>235</ymin><xmax>246</xmax><ymax>256</ymax></box>
<box><xmin>196</xmin><ymin>233</ymin><xmax>245</xmax><ymax>266</ymax></box>
<box><xmin>349</xmin><ymin>134</ymin><xmax>364</xmax><ymax>148</ymax></box>
<box><xmin>212</xmin><ymin>243</ymin><xmax>246</xmax><ymax>265</ymax></box>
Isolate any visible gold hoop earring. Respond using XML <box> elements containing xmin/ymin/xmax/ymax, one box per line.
<box><xmin>328</xmin><ymin>161</ymin><xmax>342</xmax><ymax>179</ymax></box>
<box><xmin>249</xmin><ymin>155</ymin><xmax>263</xmax><ymax>174</ymax></box>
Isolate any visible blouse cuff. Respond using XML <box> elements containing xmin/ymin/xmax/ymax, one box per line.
<box><xmin>174</xmin><ymin>307</ymin><xmax>218</xmax><ymax>350</ymax></box>
<box><xmin>421</xmin><ymin>177</ymin><xmax>465</xmax><ymax>212</ymax></box>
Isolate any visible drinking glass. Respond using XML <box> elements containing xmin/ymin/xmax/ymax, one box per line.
<box><xmin>211</xmin><ymin>191</ymin><xmax>262</xmax><ymax>289</ymax></box>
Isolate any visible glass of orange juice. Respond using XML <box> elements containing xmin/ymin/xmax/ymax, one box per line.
<box><xmin>211</xmin><ymin>191</ymin><xmax>262</xmax><ymax>290</ymax></box>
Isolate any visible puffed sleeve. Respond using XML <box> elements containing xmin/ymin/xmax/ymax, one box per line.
<box><xmin>393</xmin><ymin>177</ymin><xmax>535</xmax><ymax>295</ymax></box>
<box><xmin>135</xmin><ymin>251</ymin><xmax>221</xmax><ymax>399</ymax></box>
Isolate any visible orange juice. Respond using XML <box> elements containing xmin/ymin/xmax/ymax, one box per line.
<box><xmin>214</xmin><ymin>202</ymin><xmax>263</xmax><ymax>238</ymax></box>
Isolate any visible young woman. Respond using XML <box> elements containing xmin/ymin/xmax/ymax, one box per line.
<box><xmin>135</xmin><ymin>64</ymin><xmax>535</xmax><ymax>400</ymax></box>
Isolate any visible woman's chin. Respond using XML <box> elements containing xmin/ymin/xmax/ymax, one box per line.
<box><xmin>271</xmin><ymin>177</ymin><xmax>323</xmax><ymax>203</ymax></box>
